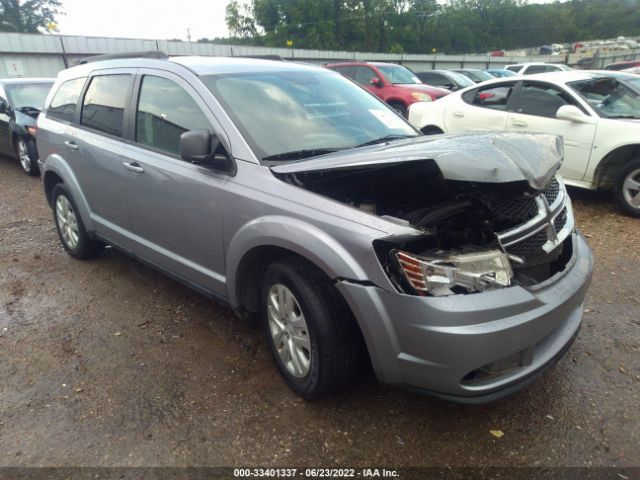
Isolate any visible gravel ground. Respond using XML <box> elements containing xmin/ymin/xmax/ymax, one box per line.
<box><xmin>0</xmin><ymin>153</ymin><xmax>638</xmax><ymax>468</ymax></box>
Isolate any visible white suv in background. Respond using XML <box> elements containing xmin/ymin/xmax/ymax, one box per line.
<box><xmin>408</xmin><ymin>70</ymin><xmax>640</xmax><ymax>216</ymax></box>
<box><xmin>505</xmin><ymin>63</ymin><xmax>572</xmax><ymax>75</ymax></box>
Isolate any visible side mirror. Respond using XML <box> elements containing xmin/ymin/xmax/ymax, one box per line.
<box><xmin>370</xmin><ymin>77</ymin><xmax>383</xmax><ymax>87</ymax></box>
<box><xmin>0</xmin><ymin>99</ymin><xmax>7</xmax><ymax>114</ymax></box>
<box><xmin>180</xmin><ymin>130</ymin><xmax>234</xmax><ymax>173</ymax></box>
<box><xmin>556</xmin><ymin>105</ymin><xmax>594</xmax><ymax>124</ymax></box>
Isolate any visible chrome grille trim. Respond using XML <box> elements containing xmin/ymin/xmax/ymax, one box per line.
<box><xmin>497</xmin><ymin>176</ymin><xmax>574</xmax><ymax>260</ymax></box>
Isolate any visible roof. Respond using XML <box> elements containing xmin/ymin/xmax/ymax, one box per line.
<box><xmin>0</xmin><ymin>77</ymin><xmax>55</xmax><ymax>85</ymax></box>
<box><xmin>56</xmin><ymin>55</ymin><xmax>327</xmax><ymax>80</ymax></box>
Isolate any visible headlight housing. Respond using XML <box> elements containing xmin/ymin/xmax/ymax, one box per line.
<box><xmin>396</xmin><ymin>250</ymin><xmax>513</xmax><ymax>296</ymax></box>
<box><xmin>410</xmin><ymin>92</ymin><xmax>433</xmax><ymax>102</ymax></box>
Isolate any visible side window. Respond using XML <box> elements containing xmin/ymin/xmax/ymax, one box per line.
<box><xmin>332</xmin><ymin>66</ymin><xmax>354</xmax><ymax>78</ymax></box>
<box><xmin>506</xmin><ymin>66</ymin><xmax>521</xmax><ymax>73</ymax></box>
<box><xmin>48</xmin><ymin>77</ymin><xmax>86</xmax><ymax>123</ymax></box>
<box><xmin>81</xmin><ymin>75</ymin><xmax>133</xmax><ymax>137</ymax></box>
<box><xmin>516</xmin><ymin>83</ymin><xmax>571</xmax><ymax>118</ymax></box>
<box><xmin>467</xmin><ymin>84</ymin><xmax>514</xmax><ymax>110</ymax></box>
<box><xmin>135</xmin><ymin>75</ymin><xmax>212</xmax><ymax>156</ymax></box>
<box><xmin>523</xmin><ymin>65</ymin><xmax>547</xmax><ymax>75</ymax></box>
<box><xmin>353</xmin><ymin>66</ymin><xmax>375</xmax><ymax>85</ymax></box>
<box><xmin>420</xmin><ymin>73</ymin><xmax>445</xmax><ymax>86</ymax></box>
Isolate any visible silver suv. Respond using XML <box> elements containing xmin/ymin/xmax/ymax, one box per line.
<box><xmin>37</xmin><ymin>53</ymin><xmax>593</xmax><ymax>403</ymax></box>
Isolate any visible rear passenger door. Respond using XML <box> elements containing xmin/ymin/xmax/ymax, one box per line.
<box><xmin>70</xmin><ymin>70</ymin><xmax>139</xmax><ymax>249</ymax></box>
<box><xmin>122</xmin><ymin>70</ymin><xmax>229</xmax><ymax>297</ymax></box>
<box><xmin>446</xmin><ymin>82</ymin><xmax>516</xmax><ymax>133</ymax></box>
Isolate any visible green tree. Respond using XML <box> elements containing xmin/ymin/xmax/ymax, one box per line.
<box><xmin>0</xmin><ymin>0</ymin><xmax>62</xmax><ymax>33</ymax></box>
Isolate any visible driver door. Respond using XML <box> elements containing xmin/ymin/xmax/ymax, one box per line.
<box><xmin>507</xmin><ymin>81</ymin><xmax>597</xmax><ymax>182</ymax></box>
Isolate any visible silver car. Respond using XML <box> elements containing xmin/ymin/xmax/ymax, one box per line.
<box><xmin>36</xmin><ymin>53</ymin><xmax>593</xmax><ymax>403</ymax></box>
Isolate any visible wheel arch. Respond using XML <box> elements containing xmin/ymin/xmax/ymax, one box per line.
<box><xmin>593</xmin><ymin>144</ymin><xmax>640</xmax><ymax>190</ymax></box>
<box><xmin>226</xmin><ymin>216</ymin><xmax>370</xmax><ymax>313</ymax></box>
<box><xmin>420</xmin><ymin>125</ymin><xmax>444</xmax><ymax>135</ymax></box>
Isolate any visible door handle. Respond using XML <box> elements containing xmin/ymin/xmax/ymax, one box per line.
<box><xmin>512</xmin><ymin>120</ymin><xmax>528</xmax><ymax>127</ymax></box>
<box><xmin>123</xmin><ymin>161</ymin><xmax>145</xmax><ymax>174</ymax></box>
<box><xmin>64</xmin><ymin>140</ymin><xmax>79</xmax><ymax>150</ymax></box>
<box><xmin>452</xmin><ymin>111</ymin><xmax>464</xmax><ymax>118</ymax></box>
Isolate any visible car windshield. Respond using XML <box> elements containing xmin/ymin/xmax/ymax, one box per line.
<box><xmin>5</xmin><ymin>82</ymin><xmax>52</xmax><ymax>110</ymax></box>
<box><xmin>568</xmin><ymin>77</ymin><xmax>640</xmax><ymax>119</ymax></box>
<box><xmin>376</xmin><ymin>65</ymin><xmax>422</xmax><ymax>85</ymax></box>
<box><xmin>446</xmin><ymin>71</ymin><xmax>475</xmax><ymax>86</ymax></box>
<box><xmin>201</xmin><ymin>70</ymin><xmax>418</xmax><ymax>161</ymax></box>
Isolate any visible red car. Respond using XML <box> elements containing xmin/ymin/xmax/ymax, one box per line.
<box><xmin>324</xmin><ymin>61</ymin><xmax>450</xmax><ymax>117</ymax></box>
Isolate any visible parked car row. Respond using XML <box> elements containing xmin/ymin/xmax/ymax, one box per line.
<box><xmin>26</xmin><ymin>52</ymin><xmax>592</xmax><ymax>403</ymax></box>
<box><xmin>408</xmin><ymin>70</ymin><xmax>640</xmax><ymax>216</ymax></box>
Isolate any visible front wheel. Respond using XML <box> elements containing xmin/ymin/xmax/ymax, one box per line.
<box><xmin>16</xmin><ymin>137</ymin><xmax>39</xmax><ymax>176</ymax></box>
<box><xmin>614</xmin><ymin>160</ymin><xmax>640</xmax><ymax>217</ymax></box>
<box><xmin>261</xmin><ymin>259</ymin><xmax>365</xmax><ymax>399</ymax></box>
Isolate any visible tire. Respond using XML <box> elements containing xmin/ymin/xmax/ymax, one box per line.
<box><xmin>51</xmin><ymin>184</ymin><xmax>105</xmax><ymax>259</ymax></box>
<box><xmin>613</xmin><ymin>159</ymin><xmax>640</xmax><ymax>218</ymax></box>
<box><xmin>260</xmin><ymin>259</ymin><xmax>365</xmax><ymax>399</ymax></box>
<box><xmin>421</xmin><ymin>126</ymin><xmax>444</xmax><ymax>135</ymax></box>
<box><xmin>388</xmin><ymin>101</ymin><xmax>408</xmax><ymax>118</ymax></box>
<box><xmin>15</xmin><ymin>137</ymin><xmax>39</xmax><ymax>176</ymax></box>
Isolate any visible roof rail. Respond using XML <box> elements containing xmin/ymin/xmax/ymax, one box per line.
<box><xmin>79</xmin><ymin>51</ymin><xmax>169</xmax><ymax>64</ymax></box>
<box><xmin>234</xmin><ymin>54</ymin><xmax>285</xmax><ymax>61</ymax></box>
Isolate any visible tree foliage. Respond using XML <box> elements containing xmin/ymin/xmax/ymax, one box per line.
<box><xmin>0</xmin><ymin>0</ymin><xmax>62</xmax><ymax>33</ymax></box>
<box><xmin>223</xmin><ymin>0</ymin><xmax>640</xmax><ymax>54</ymax></box>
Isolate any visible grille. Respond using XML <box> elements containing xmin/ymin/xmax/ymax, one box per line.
<box><xmin>554</xmin><ymin>209</ymin><xmax>567</xmax><ymax>232</ymax></box>
<box><xmin>492</xmin><ymin>196</ymin><xmax>538</xmax><ymax>223</ymax></box>
<box><xmin>543</xmin><ymin>178</ymin><xmax>560</xmax><ymax>205</ymax></box>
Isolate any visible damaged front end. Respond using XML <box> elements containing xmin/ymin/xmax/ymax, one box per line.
<box><xmin>271</xmin><ymin>133</ymin><xmax>575</xmax><ymax>297</ymax></box>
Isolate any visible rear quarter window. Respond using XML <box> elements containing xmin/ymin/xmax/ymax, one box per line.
<box><xmin>47</xmin><ymin>77</ymin><xmax>86</xmax><ymax>123</ymax></box>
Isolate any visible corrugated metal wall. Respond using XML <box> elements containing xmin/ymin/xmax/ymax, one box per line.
<box><xmin>1</xmin><ymin>32</ymin><xmax>639</xmax><ymax>78</ymax></box>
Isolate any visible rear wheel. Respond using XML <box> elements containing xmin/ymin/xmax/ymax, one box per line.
<box><xmin>52</xmin><ymin>184</ymin><xmax>105</xmax><ymax>259</ymax></box>
<box><xmin>16</xmin><ymin>137</ymin><xmax>39</xmax><ymax>176</ymax></box>
<box><xmin>614</xmin><ymin>160</ymin><xmax>640</xmax><ymax>217</ymax></box>
<box><xmin>261</xmin><ymin>259</ymin><xmax>365</xmax><ymax>399</ymax></box>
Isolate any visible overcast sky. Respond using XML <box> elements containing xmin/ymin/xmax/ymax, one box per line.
<box><xmin>54</xmin><ymin>0</ymin><xmax>555</xmax><ymax>41</ymax></box>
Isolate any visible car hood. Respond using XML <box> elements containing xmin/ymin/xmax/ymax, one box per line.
<box><xmin>271</xmin><ymin>132</ymin><xmax>564</xmax><ymax>191</ymax></box>
<box><xmin>401</xmin><ymin>83</ymin><xmax>451</xmax><ymax>97</ymax></box>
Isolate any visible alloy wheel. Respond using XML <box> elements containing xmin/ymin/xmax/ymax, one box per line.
<box><xmin>267</xmin><ymin>283</ymin><xmax>311</xmax><ymax>378</ymax></box>
<box><xmin>55</xmin><ymin>195</ymin><xmax>80</xmax><ymax>250</ymax></box>
<box><xmin>622</xmin><ymin>168</ymin><xmax>640</xmax><ymax>210</ymax></box>
<box><xmin>18</xmin><ymin>139</ymin><xmax>31</xmax><ymax>173</ymax></box>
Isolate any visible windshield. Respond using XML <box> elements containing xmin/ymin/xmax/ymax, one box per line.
<box><xmin>201</xmin><ymin>70</ymin><xmax>418</xmax><ymax>161</ymax></box>
<box><xmin>376</xmin><ymin>65</ymin><xmax>421</xmax><ymax>85</ymax></box>
<box><xmin>5</xmin><ymin>83</ymin><xmax>53</xmax><ymax>110</ymax></box>
<box><xmin>568</xmin><ymin>77</ymin><xmax>640</xmax><ymax>118</ymax></box>
<box><xmin>446</xmin><ymin>71</ymin><xmax>475</xmax><ymax>86</ymax></box>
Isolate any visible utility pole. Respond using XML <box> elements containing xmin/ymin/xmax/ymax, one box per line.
<box><xmin>187</xmin><ymin>28</ymin><xmax>192</xmax><ymax>42</ymax></box>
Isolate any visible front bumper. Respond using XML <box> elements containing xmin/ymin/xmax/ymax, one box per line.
<box><xmin>337</xmin><ymin>232</ymin><xmax>593</xmax><ymax>403</ymax></box>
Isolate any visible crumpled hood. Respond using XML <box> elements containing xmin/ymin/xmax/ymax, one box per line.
<box><xmin>271</xmin><ymin>132</ymin><xmax>564</xmax><ymax>191</ymax></box>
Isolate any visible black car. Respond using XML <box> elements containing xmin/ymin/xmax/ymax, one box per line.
<box><xmin>415</xmin><ymin>70</ymin><xmax>475</xmax><ymax>91</ymax></box>
<box><xmin>451</xmin><ymin>69</ymin><xmax>495</xmax><ymax>83</ymax></box>
<box><xmin>0</xmin><ymin>78</ymin><xmax>54</xmax><ymax>175</ymax></box>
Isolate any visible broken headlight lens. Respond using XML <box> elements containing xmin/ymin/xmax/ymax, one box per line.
<box><xmin>396</xmin><ymin>250</ymin><xmax>513</xmax><ymax>296</ymax></box>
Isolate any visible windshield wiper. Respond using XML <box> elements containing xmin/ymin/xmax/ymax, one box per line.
<box><xmin>606</xmin><ymin>114</ymin><xmax>640</xmax><ymax>119</ymax></box>
<box><xmin>262</xmin><ymin>148</ymin><xmax>341</xmax><ymax>161</ymax></box>
<box><xmin>355</xmin><ymin>134</ymin><xmax>414</xmax><ymax>148</ymax></box>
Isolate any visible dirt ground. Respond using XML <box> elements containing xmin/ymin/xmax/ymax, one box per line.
<box><xmin>0</xmin><ymin>153</ymin><xmax>639</xmax><ymax>468</ymax></box>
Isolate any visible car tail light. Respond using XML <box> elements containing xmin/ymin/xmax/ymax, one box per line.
<box><xmin>26</xmin><ymin>126</ymin><xmax>37</xmax><ymax>137</ymax></box>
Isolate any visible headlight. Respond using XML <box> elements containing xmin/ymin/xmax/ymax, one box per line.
<box><xmin>410</xmin><ymin>92</ymin><xmax>433</xmax><ymax>102</ymax></box>
<box><xmin>396</xmin><ymin>250</ymin><xmax>513</xmax><ymax>296</ymax></box>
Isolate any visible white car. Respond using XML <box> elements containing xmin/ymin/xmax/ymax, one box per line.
<box><xmin>505</xmin><ymin>63</ymin><xmax>572</xmax><ymax>75</ymax></box>
<box><xmin>409</xmin><ymin>70</ymin><xmax>640</xmax><ymax>216</ymax></box>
